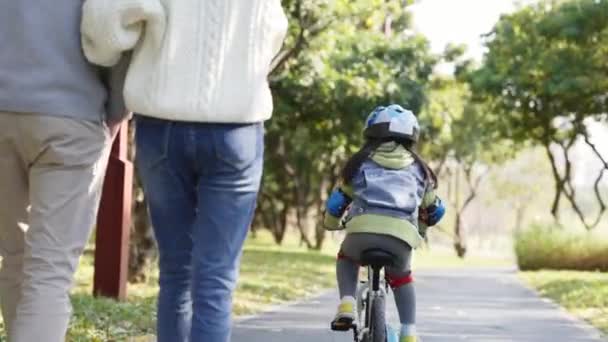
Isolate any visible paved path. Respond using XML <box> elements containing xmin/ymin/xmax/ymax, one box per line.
<box><xmin>232</xmin><ymin>268</ymin><xmax>605</xmax><ymax>342</ymax></box>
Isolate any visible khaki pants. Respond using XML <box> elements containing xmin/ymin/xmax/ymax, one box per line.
<box><xmin>0</xmin><ymin>112</ymin><xmax>111</xmax><ymax>342</ymax></box>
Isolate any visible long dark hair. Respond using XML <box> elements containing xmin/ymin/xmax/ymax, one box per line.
<box><xmin>341</xmin><ymin>138</ymin><xmax>438</xmax><ymax>189</ymax></box>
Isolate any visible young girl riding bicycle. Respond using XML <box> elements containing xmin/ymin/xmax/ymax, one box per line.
<box><xmin>324</xmin><ymin>104</ymin><xmax>446</xmax><ymax>342</ymax></box>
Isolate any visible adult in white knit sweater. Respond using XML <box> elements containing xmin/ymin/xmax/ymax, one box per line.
<box><xmin>81</xmin><ymin>1</ymin><xmax>288</xmax><ymax>341</ymax></box>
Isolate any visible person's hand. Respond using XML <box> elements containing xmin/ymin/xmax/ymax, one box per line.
<box><xmin>419</xmin><ymin>207</ymin><xmax>430</xmax><ymax>224</ymax></box>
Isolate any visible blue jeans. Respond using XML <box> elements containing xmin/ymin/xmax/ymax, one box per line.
<box><xmin>135</xmin><ymin>116</ymin><xmax>264</xmax><ymax>342</ymax></box>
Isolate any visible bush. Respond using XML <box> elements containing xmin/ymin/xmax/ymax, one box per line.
<box><xmin>515</xmin><ymin>224</ymin><xmax>608</xmax><ymax>271</ymax></box>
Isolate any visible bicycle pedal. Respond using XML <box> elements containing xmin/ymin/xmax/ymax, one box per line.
<box><xmin>331</xmin><ymin>318</ymin><xmax>354</xmax><ymax>332</ymax></box>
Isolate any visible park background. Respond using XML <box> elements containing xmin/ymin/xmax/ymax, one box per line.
<box><xmin>2</xmin><ymin>0</ymin><xmax>608</xmax><ymax>341</ymax></box>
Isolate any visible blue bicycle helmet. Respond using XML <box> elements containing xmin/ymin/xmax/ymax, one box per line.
<box><xmin>364</xmin><ymin>104</ymin><xmax>420</xmax><ymax>143</ymax></box>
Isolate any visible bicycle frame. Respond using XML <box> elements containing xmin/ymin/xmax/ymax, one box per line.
<box><xmin>353</xmin><ymin>265</ymin><xmax>388</xmax><ymax>342</ymax></box>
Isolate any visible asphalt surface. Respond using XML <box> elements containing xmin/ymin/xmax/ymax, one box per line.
<box><xmin>232</xmin><ymin>268</ymin><xmax>605</xmax><ymax>342</ymax></box>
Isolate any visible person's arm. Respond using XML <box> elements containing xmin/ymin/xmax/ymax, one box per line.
<box><xmin>323</xmin><ymin>185</ymin><xmax>353</xmax><ymax>231</ymax></box>
<box><xmin>99</xmin><ymin>52</ymin><xmax>133</xmax><ymax>136</ymax></box>
<box><xmin>81</xmin><ymin>0</ymin><xmax>165</xmax><ymax>67</ymax></box>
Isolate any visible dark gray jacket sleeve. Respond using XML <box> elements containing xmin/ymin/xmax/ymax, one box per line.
<box><xmin>100</xmin><ymin>52</ymin><xmax>132</xmax><ymax>125</ymax></box>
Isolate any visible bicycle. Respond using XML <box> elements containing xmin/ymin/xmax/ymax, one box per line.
<box><xmin>331</xmin><ymin>248</ymin><xmax>398</xmax><ymax>342</ymax></box>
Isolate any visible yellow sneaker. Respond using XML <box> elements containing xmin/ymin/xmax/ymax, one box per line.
<box><xmin>330</xmin><ymin>296</ymin><xmax>356</xmax><ymax>331</ymax></box>
<box><xmin>400</xmin><ymin>336</ymin><xmax>418</xmax><ymax>342</ymax></box>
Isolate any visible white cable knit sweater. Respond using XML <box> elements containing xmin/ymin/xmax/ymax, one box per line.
<box><xmin>81</xmin><ymin>0</ymin><xmax>288</xmax><ymax>123</ymax></box>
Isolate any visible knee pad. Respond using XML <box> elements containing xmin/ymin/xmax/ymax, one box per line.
<box><xmin>386</xmin><ymin>271</ymin><xmax>413</xmax><ymax>289</ymax></box>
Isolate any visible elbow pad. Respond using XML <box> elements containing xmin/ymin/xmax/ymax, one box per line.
<box><xmin>326</xmin><ymin>189</ymin><xmax>351</xmax><ymax>217</ymax></box>
<box><xmin>426</xmin><ymin>198</ymin><xmax>446</xmax><ymax>226</ymax></box>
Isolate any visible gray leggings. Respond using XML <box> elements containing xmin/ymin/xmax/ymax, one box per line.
<box><xmin>337</xmin><ymin>233</ymin><xmax>415</xmax><ymax>324</ymax></box>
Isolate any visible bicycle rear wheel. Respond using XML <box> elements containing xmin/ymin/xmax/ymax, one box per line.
<box><xmin>369</xmin><ymin>295</ymin><xmax>386</xmax><ymax>342</ymax></box>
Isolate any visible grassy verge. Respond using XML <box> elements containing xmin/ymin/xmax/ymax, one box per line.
<box><xmin>521</xmin><ymin>270</ymin><xmax>608</xmax><ymax>335</ymax></box>
<box><xmin>516</xmin><ymin>224</ymin><xmax>608</xmax><ymax>335</ymax></box>
<box><xmin>232</xmin><ymin>232</ymin><xmax>336</xmax><ymax>315</ymax></box>
<box><xmin>64</xmin><ymin>231</ymin><xmax>337</xmax><ymax>341</ymax></box>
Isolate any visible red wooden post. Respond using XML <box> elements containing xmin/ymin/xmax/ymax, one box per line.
<box><xmin>94</xmin><ymin>122</ymin><xmax>133</xmax><ymax>300</ymax></box>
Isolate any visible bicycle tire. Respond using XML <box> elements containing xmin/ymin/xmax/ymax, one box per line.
<box><xmin>370</xmin><ymin>295</ymin><xmax>386</xmax><ymax>342</ymax></box>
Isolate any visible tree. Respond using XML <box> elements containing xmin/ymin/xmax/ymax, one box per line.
<box><xmin>420</xmin><ymin>76</ymin><xmax>510</xmax><ymax>257</ymax></box>
<box><xmin>467</xmin><ymin>0</ymin><xmax>608</xmax><ymax>229</ymax></box>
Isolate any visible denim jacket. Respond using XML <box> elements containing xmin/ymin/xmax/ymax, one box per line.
<box><xmin>323</xmin><ymin>142</ymin><xmax>437</xmax><ymax>248</ymax></box>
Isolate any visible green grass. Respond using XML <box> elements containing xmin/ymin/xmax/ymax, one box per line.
<box><xmin>67</xmin><ymin>294</ymin><xmax>157</xmax><ymax>342</ymax></box>
<box><xmin>0</xmin><ymin>230</ymin><xmax>511</xmax><ymax>341</ymax></box>
<box><xmin>232</xmin><ymin>231</ymin><xmax>337</xmax><ymax>315</ymax></box>
<box><xmin>516</xmin><ymin>224</ymin><xmax>608</xmax><ymax>335</ymax></box>
<box><xmin>521</xmin><ymin>270</ymin><xmax>608</xmax><ymax>335</ymax></box>
<box><xmin>66</xmin><ymin>231</ymin><xmax>337</xmax><ymax>341</ymax></box>
<box><xmin>515</xmin><ymin>224</ymin><xmax>608</xmax><ymax>271</ymax></box>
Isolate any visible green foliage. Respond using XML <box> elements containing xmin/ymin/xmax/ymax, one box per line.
<box><xmin>522</xmin><ymin>270</ymin><xmax>608</xmax><ymax>334</ymax></box>
<box><xmin>272</xmin><ymin>0</ymin><xmax>436</xmax><ymax>149</ymax></box>
<box><xmin>469</xmin><ymin>0</ymin><xmax>608</xmax><ymax>144</ymax></box>
<box><xmin>515</xmin><ymin>224</ymin><xmax>608</xmax><ymax>271</ymax></box>
<box><xmin>420</xmin><ymin>77</ymin><xmax>513</xmax><ymax>166</ymax></box>
<box><xmin>67</xmin><ymin>295</ymin><xmax>156</xmax><ymax>342</ymax></box>
<box><xmin>467</xmin><ymin>0</ymin><xmax>608</xmax><ymax>229</ymax></box>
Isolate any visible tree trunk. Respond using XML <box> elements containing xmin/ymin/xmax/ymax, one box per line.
<box><xmin>452</xmin><ymin>165</ymin><xmax>465</xmax><ymax>258</ymax></box>
<box><xmin>544</xmin><ymin>143</ymin><xmax>563</xmax><ymax>222</ymax></box>
<box><xmin>297</xmin><ymin>221</ymin><xmax>313</xmax><ymax>249</ymax></box>
<box><xmin>514</xmin><ymin>205</ymin><xmax>526</xmax><ymax>233</ymax></box>
<box><xmin>294</xmin><ymin>169</ymin><xmax>313</xmax><ymax>249</ymax></box>
<box><xmin>314</xmin><ymin>195</ymin><xmax>326</xmax><ymax>251</ymax></box>
<box><xmin>451</xmin><ymin>163</ymin><xmax>487</xmax><ymax>259</ymax></box>
<box><xmin>128</xmin><ymin>178</ymin><xmax>156</xmax><ymax>283</ymax></box>
<box><xmin>453</xmin><ymin>214</ymin><xmax>467</xmax><ymax>258</ymax></box>
<box><xmin>314</xmin><ymin>225</ymin><xmax>325</xmax><ymax>251</ymax></box>
<box><xmin>272</xmin><ymin>205</ymin><xmax>289</xmax><ymax>245</ymax></box>
<box><xmin>127</xmin><ymin>122</ymin><xmax>157</xmax><ymax>283</ymax></box>
<box><xmin>314</xmin><ymin>170</ymin><xmax>340</xmax><ymax>250</ymax></box>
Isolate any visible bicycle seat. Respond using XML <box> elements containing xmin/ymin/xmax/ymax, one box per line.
<box><xmin>360</xmin><ymin>249</ymin><xmax>395</xmax><ymax>268</ymax></box>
